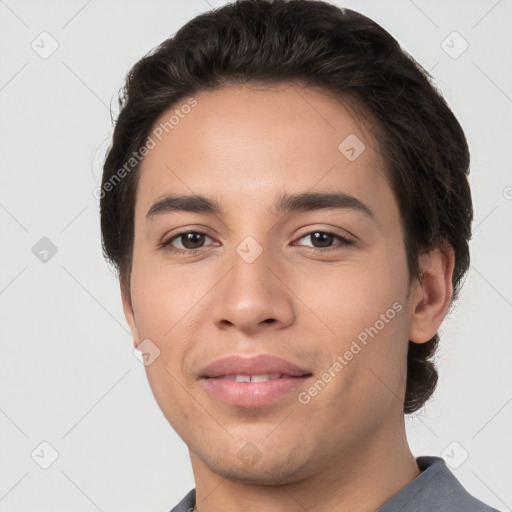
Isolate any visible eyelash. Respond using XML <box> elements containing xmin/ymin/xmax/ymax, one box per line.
<box><xmin>160</xmin><ymin>229</ymin><xmax>354</xmax><ymax>254</ymax></box>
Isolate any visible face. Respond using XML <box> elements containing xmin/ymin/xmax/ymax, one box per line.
<box><xmin>122</xmin><ymin>83</ymin><xmax>427</xmax><ymax>484</ymax></box>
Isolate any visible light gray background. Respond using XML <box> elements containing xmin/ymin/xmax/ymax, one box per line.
<box><xmin>1</xmin><ymin>0</ymin><xmax>511</xmax><ymax>511</ymax></box>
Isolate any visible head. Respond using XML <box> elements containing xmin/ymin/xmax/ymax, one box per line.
<box><xmin>100</xmin><ymin>0</ymin><xmax>472</xmax><ymax>482</ymax></box>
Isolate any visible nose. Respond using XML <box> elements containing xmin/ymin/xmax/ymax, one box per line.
<box><xmin>209</xmin><ymin>244</ymin><xmax>295</xmax><ymax>335</ymax></box>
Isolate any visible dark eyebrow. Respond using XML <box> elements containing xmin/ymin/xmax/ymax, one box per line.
<box><xmin>147</xmin><ymin>194</ymin><xmax>223</xmax><ymax>219</ymax></box>
<box><xmin>273</xmin><ymin>191</ymin><xmax>376</xmax><ymax>220</ymax></box>
<box><xmin>146</xmin><ymin>191</ymin><xmax>376</xmax><ymax>222</ymax></box>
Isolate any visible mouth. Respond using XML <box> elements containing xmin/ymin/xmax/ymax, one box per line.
<box><xmin>205</xmin><ymin>373</ymin><xmax>310</xmax><ymax>382</ymax></box>
<box><xmin>200</xmin><ymin>373</ymin><xmax>313</xmax><ymax>407</ymax></box>
<box><xmin>198</xmin><ymin>353</ymin><xmax>314</xmax><ymax>407</ymax></box>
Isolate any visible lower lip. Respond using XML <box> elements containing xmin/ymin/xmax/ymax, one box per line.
<box><xmin>201</xmin><ymin>376</ymin><xmax>312</xmax><ymax>408</ymax></box>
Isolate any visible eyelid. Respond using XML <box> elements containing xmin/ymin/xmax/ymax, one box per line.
<box><xmin>161</xmin><ymin>226</ymin><xmax>355</xmax><ymax>254</ymax></box>
<box><xmin>161</xmin><ymin>228</ymin><xmax>215</xmax><ymax>252</ymax></box>
<box><xmin>294</xmin><ymin>225</ymin><xmax>355</xmax><ymax>243</ymax></box>
<box><xmin>292</xmin><ymin>228</ymin><xmax>354</xmax><ymax>250</ymax></box>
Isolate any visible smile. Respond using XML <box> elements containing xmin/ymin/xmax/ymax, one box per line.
<box><xmin>201</xmin><ymin>374</ymin><xmax>313</xmax><ymax>407</ymax></box>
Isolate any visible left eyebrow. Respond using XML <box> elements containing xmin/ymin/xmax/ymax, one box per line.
<box><xmin>272</xmin><ymin>191</ymin><xmax>376</xmax><ymax>222</ymax></box>
<box><xmin>146</xmin><ymin>191</ymin><xmax>376</xmax><ymax>222</ymax></box>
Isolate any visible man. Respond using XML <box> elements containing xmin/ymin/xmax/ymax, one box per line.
<box><xmin>99</xmin><ymin>1</ymin><xmax>500</xmax><ymax>510</ymax></box>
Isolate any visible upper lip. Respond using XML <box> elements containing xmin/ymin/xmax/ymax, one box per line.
<box><xmin>199</xmin><ymin>354</ymin><xmax>312</xmax><ymax>378</ymax></box>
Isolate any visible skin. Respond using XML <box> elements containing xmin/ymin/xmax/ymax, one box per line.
<box><xmin>121</xmin><ymin>83</ymin><xmax>455</xmax><ymax>512</ymax></box>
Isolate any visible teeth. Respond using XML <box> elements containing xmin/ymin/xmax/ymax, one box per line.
<box><xmin>234</xmin><ymin>375</ymin><xmax>251</xmax><ymax>382</ymax></box>
<box><xmin>250</xmin><ymin>373</ymin><xmax>282</xmax><ymax>382</ymax></box>
<box><xmin>224</xmin><ymin>373</ymin><xmax>283</xmax><ymax>382</ymax></box>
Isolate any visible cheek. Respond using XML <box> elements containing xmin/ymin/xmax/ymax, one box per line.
<box><xmin>130</xmin><ymin>252</ymin><xmax>205</xmax><ymax>334</ymax></box>
<box><xmin>311</xmin><ymin>291</ymin><xmax>408</xmax><ymax>440</ymax></box>
<box><xmin>319</xmin><ymin>274</ymin><xmax>407</xmax><ymax>378</ymax></box>
<box><xmin>306</xmin><ymin>248</ymin><xmax>409</xmax><ymax>401</ymax></box>
<box><xmin>129</xmin><ymin>264</ymin><xmax>204</xmax><ymax>429</ymax></box>
<box><xmin>304</xmin><ymin>247</ymin><xmax>408</xmax><ymax>339</ymax></box>
<box><xmin>129</xmin><ymin>265</ymin><xmax>186</xmax><ymax>375</ymax></box>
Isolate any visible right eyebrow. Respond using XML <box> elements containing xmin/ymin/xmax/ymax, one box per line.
<box><xmin>146</xmin><ymin>194</ymin><xmax>223</xmax><ymax>219</ymax></box>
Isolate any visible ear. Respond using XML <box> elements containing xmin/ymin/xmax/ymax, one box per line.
<box><xmin>120</xmin><ymin>281</ymin><xmax>141</xmax><ymax>349</ymax></box>
<box><xmin>408</xmin><ymin>241</ymin><xmax>455</xmax><ymax>344</ymax></box>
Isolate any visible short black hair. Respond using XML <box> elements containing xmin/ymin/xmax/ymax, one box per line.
<box><xmin>100</xmin><ymin>0</ymin><xmax>473</xmax><ymax>414</ymax></box>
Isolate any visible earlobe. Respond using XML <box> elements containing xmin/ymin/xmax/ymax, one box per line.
<box><xmin>120</xmin><ymin>281</ymin><xmax>141</xmax><ymax>349</ymax></box>
<box><xmin>408</xmin><ymin>241</ymin><xmax>455</xmax><ymax>344</ymax></box>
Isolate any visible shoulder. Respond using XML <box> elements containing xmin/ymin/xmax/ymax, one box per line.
<box><xmin>168</xmin><ymin>488</ymin><xmax>195</xmax><ymax>512</ymax></box>
<box><xmin>377</xmin><ymin>456</ymin><xmax>502</xmax><ymax>512</ymax></box>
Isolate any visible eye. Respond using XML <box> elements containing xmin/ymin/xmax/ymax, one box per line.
<box><xmin>160</xmin><ymin>229</ymin><xmax>354</xmax><ymax>255</ymax></box>
<box><xmin>161</xmin><ymin>230</ymin><xmax>216</xmax><ymax>254</ymax></box>
<box><xmin>293</xmin><ymin>230</ymin><xmax>354</xmax><ymax>252</ymax></box>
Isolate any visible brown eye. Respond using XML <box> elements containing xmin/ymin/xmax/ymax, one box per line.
<box><xmin>295</xmin><ymin>230</ymin><xmax>354</xmax><ymax>251</ymax></box>
<box><xmin>162</xmin><ymin>231</ymin><xmax>213</xmax><ymax>253</ymax></box>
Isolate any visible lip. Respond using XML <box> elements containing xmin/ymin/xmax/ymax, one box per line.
<box><xmin>198</xmin><ymin>354</ymin><xmax>313</xmax><ymax>408</ymax></box>
<box><xmin>199</xmin><ymin>354</ymin><xmax>312</xmax><ymax>379</ymax></box>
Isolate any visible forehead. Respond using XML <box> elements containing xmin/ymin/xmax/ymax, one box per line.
<box><xmin>136</xmin><ymin>83</ymin><xmax>394</xmax><ymax>222</ymax></box>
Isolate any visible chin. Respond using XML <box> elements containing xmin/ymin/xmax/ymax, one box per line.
<box><xmin>202</xmin><ymin>445</ymin><xmax>316</xmax><ymax>485</ymax></box>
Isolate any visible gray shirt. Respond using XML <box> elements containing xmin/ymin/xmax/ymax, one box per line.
<box><xmin>169</xmin><ymin>455</ymin><xmax>501</xmax><ymax>511</ymax></box>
